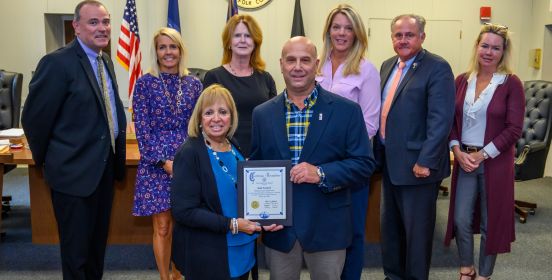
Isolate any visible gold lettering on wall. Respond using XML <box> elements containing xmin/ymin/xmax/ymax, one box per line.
<box><xmin>237</xmin><ymin>0</ymin><xmax>272</xmax><ymax>10</ymax></box>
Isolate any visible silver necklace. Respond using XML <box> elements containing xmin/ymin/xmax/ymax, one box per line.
<box><xmin>204</xmin><ymin>136</ymin><xmax>240</xmax><ymax>186</ymax></box>
<box><xmin>159</xmin><ymin>73</ymin><xmax>184</xmax><ymax>111</ymax></box>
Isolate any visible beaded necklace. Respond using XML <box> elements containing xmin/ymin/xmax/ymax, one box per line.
<box><xmin>227</xmin><ymin>63</ymin><xmax>253</xmax><ymax>77</ymax></box>
<box><xmin>159</xmin><ymin>73</ymin><xmax>184</xmax><ymax>115</ymax></box>
<box><xmin>204</xmin><ymin>135</ymin><xmax>241</xmax><ymax>186</ymax></box>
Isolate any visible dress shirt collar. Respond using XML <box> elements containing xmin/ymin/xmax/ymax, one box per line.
<box><xmin>77</xmin><ymin>37</ymin><xmax>103</xmax><ymax>61</ymax></box>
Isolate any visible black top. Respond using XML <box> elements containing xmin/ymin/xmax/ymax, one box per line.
<box><xmin>204</xmin><ymin>66</ymin><xmax>277</xmax><ymax>157</ymax></box>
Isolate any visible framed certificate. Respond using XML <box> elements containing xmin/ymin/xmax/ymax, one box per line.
<box><xmin>237</xmin><ymin>160</ymin><xmax>292</xmax><ymax>226</ymax></box>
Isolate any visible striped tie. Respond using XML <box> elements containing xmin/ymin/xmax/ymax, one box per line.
<box><xmin>96</xmin><ymin>55</ymin><xmax>116</xmax><ymax>153</ymax></box>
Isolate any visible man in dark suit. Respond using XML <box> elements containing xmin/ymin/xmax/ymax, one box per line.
<box><xmin>250</xmin><ymin>36</ymin><xmax>375</xmax><ymax>279</ymax></box>
<box><xmin>21</xmin><ymin>1</ymin><xmax>126</xmax><ymax>279</ymax></box>
<box><xmin>375</xmin><ymin>14</ymin><xmax>455</xmax><ymax>280</ymax></box>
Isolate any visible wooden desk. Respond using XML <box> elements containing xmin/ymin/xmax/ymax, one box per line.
<box><xmin>0</xmin><ymin>140</ymin><xmax>153</xmax><ymax>244</ymax></box>
<box><xmin>1</xmin><ymin>139</ymin><xmax>383</xmax><ymax>244</ymax></box>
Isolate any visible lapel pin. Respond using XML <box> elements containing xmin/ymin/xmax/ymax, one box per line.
<box><xmin>319</xmin><ymin>113</ymin><xmax>323</xmax><ymax>121</ymax></box>
<box><xmin>412</xmin><ymin>63</ymin><xmax>418</xmax><ymax>70</ymax></box>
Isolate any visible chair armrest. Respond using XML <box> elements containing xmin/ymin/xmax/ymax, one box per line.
<box><xmin>515</xmin><ymin>142</ymin><xmax>547</xmax><ymax>165</ymax></box>
<box><xmin>527</xmin><ymin>142</ymin><xmax>547</xmax><ymax>152</ymax></box>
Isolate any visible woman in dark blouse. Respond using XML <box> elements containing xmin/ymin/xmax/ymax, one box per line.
<box><xmin>204</xmin><ymin>14</ymin><xmax>277</xmax><ymax>157</ymax></box>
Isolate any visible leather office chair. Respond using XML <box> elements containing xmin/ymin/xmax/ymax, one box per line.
<box><xmin>187</xmin><ymin>67</ymin><xmax>208</xmax><ymax>85</ymax></box>
<box><xmin>514</xmin><ymin>80</ymin><xmax>552</xmax><ymax>223</ymax></box>
<box><xmin>0</xmin><ymin>69</ymin><xmax>23</xmax><ymax>222</ymax></box>
<box><xmin>0</xmin><ymin>69</ymin><xmax>22</xmax><ymax>130</ymax></box>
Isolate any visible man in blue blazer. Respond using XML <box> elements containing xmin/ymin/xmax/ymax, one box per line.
<box><xmin>374</xmin><ymin>14</ymin><xmax>455</xmax><ymax>280</ymax></box>
<box><xmin>22</xmin><ymin>1</ymin><xmax>126</xmax><ymax>279</ymax></box>
<box><xmin>250</xmin><ymin>36</ymin><xmax>375</xmax><ymax>279</ymax></box>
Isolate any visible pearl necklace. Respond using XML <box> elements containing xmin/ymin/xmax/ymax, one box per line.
<box><xmin>228</xmin><ymin>63</ymin><xmax>253</xmax><ymax>77</ymax></box>
<box><xmin>204</xmin><ymin>136</ymin><xmax>240</xmax><ymax>186</ymax></box>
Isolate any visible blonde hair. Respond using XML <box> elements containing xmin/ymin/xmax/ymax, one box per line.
<box><xmin>221</xmin><ymin>14</ymin><xmax>266</xmax><ymax>72</ymax></box>
<box><xmin>149</xmin><ymin>27</ymin><xmax>189</xmax><ymax>77</ymax></box>
<box><xmin>466</xmin><ymin>23</ymin><xmax>513</xmax><ymax>75</ymax></box>
<box><xmin>188</xmin><ymin>84</ymin><xmax>239</xmax><ymax>138</ymax></box>
<box><xmin>318</xmin><ymin>4</ymin><xmax>368</xmax><ymax>76</ymax></box>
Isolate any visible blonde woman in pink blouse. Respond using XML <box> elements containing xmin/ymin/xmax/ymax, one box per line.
<box><xmin>316</xmin><ymin>4</ymin><xmax>380</xmax><ymax>280</ymax></box>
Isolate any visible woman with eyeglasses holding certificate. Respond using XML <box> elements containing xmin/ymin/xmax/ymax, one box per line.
<box><xmin>444</xmin><ymin>23</ymin><xmax>525</xmax><ymax>280</ymax></box>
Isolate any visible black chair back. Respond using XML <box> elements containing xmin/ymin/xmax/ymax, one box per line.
<box><xmin>515</xmin><ymin>80</ymin><xmax>552</xmax><ymax>180</ymax></box>
<box><xmin>0</xmin><ymin>69</ymin><xmax>23</xmax><ymax>129</ymax></box>
<box><xmin>187</xmin><ymin>68</ymin><xmax>207</xmax><ymax>84</ymax></box>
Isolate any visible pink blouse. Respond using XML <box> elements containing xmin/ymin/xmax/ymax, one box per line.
<box><xmin>316</xmin><ymin>58</ymin><xmax>381</xmax><ymax>138</ymax></box>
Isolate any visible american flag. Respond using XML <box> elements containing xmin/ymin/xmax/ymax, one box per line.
<box><xmin>227</xmin><ymin>0</ymin><xmax>238</xmax><ymax>21</ymax></box>
<box><xmin>116</xmin><ymin>0</ymin><xmax>142</xmax><ymax>103</ymax></box>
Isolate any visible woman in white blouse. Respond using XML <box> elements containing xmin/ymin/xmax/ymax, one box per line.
<box><xmin>444</xmin><ymin>23</ymin><xmax>525</xmax><ymax>280</ymax></box>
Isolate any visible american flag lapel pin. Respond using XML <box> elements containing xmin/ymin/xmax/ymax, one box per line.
<box><xmin>319</xmin><ymin>113</ymin><xmax>323</xmax><ymax>120</ymax></box>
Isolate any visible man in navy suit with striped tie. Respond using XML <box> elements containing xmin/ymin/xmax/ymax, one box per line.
<box><xmin>22</xmin><ymin>1</ymin><xmax>126</xmax><ymax>279</ymax></box>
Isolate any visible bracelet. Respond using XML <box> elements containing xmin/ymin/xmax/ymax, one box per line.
<box><xmin>231</xmin><ymin>218</ymin><xmax>239</xmax><ymax>235</ymax></box>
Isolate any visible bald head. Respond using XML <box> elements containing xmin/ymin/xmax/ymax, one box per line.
<box><xmin>281</xmin><ymin>36</ymin><xmax>317</xmax><ymax>58</ymax></box>
<box><xmin>280</xmin><ymin>36</ymin><xmax>319</xmax><ymax>99</ymax></box>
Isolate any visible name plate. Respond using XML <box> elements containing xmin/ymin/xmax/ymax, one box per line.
<box><xmin>237</xmin><ymin>160</ymin><xmax>292</xmax><ymax>226</ymax></box>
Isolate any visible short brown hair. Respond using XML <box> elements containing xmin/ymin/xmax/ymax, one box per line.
<box><xmin>74</xmin><ymin>0</ymin><xmax>107</xmax><ymax>21</ymax></box>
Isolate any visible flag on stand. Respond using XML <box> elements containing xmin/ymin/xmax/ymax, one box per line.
<box><xmin>116</xmin><ymin>0</ymin><xmax>142</xmax><ymax>111</ymax></box>
<box><xmin>291</xmin><ymin>0</ymin><xmax>305</xmax><ymax>37</ymax></box>
<box><xmin>168</xmin><ymin>0</ymin><xmax>181</xmax><ymax>32</ymax></box>
<box><xmin>227</xmin><ymin>0</ymin><xmax>238</xmax><ymax>21</ymax></box>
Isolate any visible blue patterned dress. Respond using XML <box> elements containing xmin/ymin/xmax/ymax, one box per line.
<box><xmin>132</xmin><ymin>73</ymin><xmax>202</xmax><ymax>216</ymax></box>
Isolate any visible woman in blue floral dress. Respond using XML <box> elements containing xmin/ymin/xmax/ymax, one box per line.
<box><xmin>132</xmin><ymin>27</ymin><xmax>202</xmax><ymax>280</ymax></box>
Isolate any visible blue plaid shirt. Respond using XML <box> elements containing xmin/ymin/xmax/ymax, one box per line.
<box><xmin>284</xmin><ymin>86</ymin><xmax>319</xmax><ymax>165</ymax></box>
<box><xmin>284</xmin><ymin>85</ymin><xmax>336</xmax><ymax>192</ymax></box>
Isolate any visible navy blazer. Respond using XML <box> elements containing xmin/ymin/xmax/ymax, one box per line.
<box><xmin>375</xmin><ymin>49</ymin><xmax>455</xmax><ymax>186</ymax></box>
<box><xmin>250</xmin><ymin>86</ymin><xmax>375</xmax><ymax>253</ymax></box>
<box><xmin>22</xmin><ymin>40</ymin><xmax>127</xmax><ymax>197</ymax></box>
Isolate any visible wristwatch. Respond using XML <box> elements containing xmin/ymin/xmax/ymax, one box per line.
<box><xmin>481</xmin><ymin>150</ymin><xmax>489</xmax><ymax>160</ymax></box>
<box><xmin>316</xmin><ymin>166</ymin><xmax>326</xmax><ymax>183</ymax></box>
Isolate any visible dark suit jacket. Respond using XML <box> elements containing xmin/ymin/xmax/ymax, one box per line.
<box><xmin>250</xmin><ymin>86</ymin><xmax>375</xmax><ymax>253</ymax></box>
<box><xmin>22</xmin><ymin>40</ymin><xmax>127</xmax><ymax>197</ymax></box>
<box><xmin>171</xmin><ymin>136</ymin><xmax>244</xmax><ymax>280</ymax></box>
<box><xmin>375</xmin><ymin>49</ymin><xmax>455</xmax><ymax>186</ymax></box>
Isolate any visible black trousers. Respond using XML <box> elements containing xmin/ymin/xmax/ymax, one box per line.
<box><xmin>51</xmin><ymin>154</ymin><xmax>115</xmax><ymax>280</ymax></box>
<box><xmin>380</xmin><ymin>165</ymin><xmax>440</xmax><ymax>280</ymax></box>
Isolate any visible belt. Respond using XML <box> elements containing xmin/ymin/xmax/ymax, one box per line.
<box><xmin>461</xmin><ymin>144</ymin><xmax>483</xmax><ymax>153</ymax></box>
